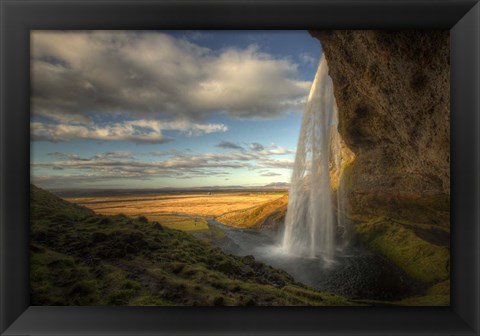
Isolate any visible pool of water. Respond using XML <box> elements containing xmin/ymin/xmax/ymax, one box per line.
<box><xmin>202</xmin><ymin>218</ymin><xmax>425</xmax><ymax>301</ymax></box>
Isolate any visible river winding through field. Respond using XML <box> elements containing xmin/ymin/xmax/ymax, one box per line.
<box><xmin>194</xmin><ymin>218</ymin><xmax>424</xmax><ymax>301</ymax></box>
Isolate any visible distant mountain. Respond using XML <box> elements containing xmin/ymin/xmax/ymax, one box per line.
<box><xmin>263</xmin><ymin>182</ymin><xmax>290</xmax><ymax>189</ymax></box>
<box><xmin>50</xmin><ymin>184</ymin><xmax>289</xmax><ymax>198</ymax></box>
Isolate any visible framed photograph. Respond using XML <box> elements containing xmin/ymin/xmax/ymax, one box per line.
<box><xmin>1</xmin><ymin>0</ymin><xmax>479</xmax><ymax>335</ymax></box>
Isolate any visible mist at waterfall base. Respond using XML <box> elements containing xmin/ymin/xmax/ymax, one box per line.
<box><xmin>201</xmin><ymin>56</ymin><xmax>424</xmax><ymax>301</ymax></box>
<box><xmin>206</xmin><ymin>217</ymin><xmax>423</xmax><ymax>300</ymax></box>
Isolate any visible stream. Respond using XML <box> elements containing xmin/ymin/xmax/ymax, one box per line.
<box><xmin>194</xmin><ymin>218</ymin><xmax>425</xmax><ymax>301</ymax></box>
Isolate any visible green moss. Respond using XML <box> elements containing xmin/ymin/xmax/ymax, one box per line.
<box><xmin>30</xmin><ymin>248</ymin><xmax>102</xmax><ymax>305</ymax></box>
<box><xmin>393</xmin><ymin>294</ymin><xmax>449</xmax><ymax>306</ymax></box>
<box><xmin>355</xmin><ymin>219</ymin><xmax>449</xmax><ymax>283</ymax></box>
<box><xmin>280</xmin><ymin>286</ymin><xmax>355</xmax><ymax>306</ymax></box>
<box><xmin>30</xmin><ymin>185</ymin><xmax>354</xmax><ymax>306</ymax></box>
<box><xmin>351</xmin><ymin>279</ymin><xmax>450</xmax><ymax>306</ymax></box>
<box><xmin>427</xmin><ymin>280</ymin><xmax>450</xmax><ymax>296</ymax></box>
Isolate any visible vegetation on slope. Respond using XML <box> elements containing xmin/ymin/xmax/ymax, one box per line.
<box><xmin>355</xmin><ymin>218</ymin><xmax>449</xmax><ymax>283</ymax></box>
<box><xmin>144</xmin><ymin>215</ymin><xmax>209</xmax><ymax>232</ymax></box>
<box><xmin>353</xmin><ymin>212</ymin><xmax>450</xmax><ymax>305</ymax></box>
<box><xmin>30</xmin><ymin>185</ymin><xmax>352</xmax><ymax>306</ymax></box>
<box><xmin>216</xmin><ymin>195</ymin><xmax>288</xmax><ymax>229</ymax></box>
<box><xmin>393</xmin><ymin>280</ymin><xmax>450</xmax><ymax>306</ymax></box>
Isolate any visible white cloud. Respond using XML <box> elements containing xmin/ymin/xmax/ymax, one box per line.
<box><xmin>31</xmin><ymin>31</ymin><xmax>311</xmax><ymax>126</ymax></box>
<box><xmin>259</xmin><ymin>158</ymin><xmax>294</xmax><ymax>169</ymax></box>
<box><xmin>31</xmin><ymin>119</ymin><xmax>227</xmax><ymax>143</ymax></box>
<box><xmin>299</xmin><ymin>52</ymin><xmax>316</xmax><ymax>66</ymax></box>
<box><xmin>32</xmin><ymin>144</ymin><xmax>295</xmax><ymax>187</ymax></box>
<box><xmin>93</xmin><ymin>151</ymin><xmax>133</xmax><ymax>159</ymax></box>
<box><xmin>260</xmin><ymin>171</ymin><xmax>282</xmax><ymax>177</ymax></box>
<box><xmin>257</xmin><ymin>144</ymin><xmax>293</xmax><ymax>156</ymax></box>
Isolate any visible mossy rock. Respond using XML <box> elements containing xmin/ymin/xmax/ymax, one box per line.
<box><xmin>355</xmin><ymin>219</ymin><xmax>449</xmax><ymax>284</ymax></box>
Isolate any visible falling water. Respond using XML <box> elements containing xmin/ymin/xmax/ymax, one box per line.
<box><xmin>282</xmin><ymin>55</ymin><xmax>352</xmax><ymax>260</ymax></box>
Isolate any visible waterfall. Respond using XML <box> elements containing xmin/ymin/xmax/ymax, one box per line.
<box><xmin>282</xmin><ymin>54</ymin><xmax>352</xmax><ymax>260</ymax></box>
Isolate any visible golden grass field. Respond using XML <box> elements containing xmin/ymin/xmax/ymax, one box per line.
<box><xmin>66</xmin><ymin>192</ymin><xmax>287</xmax><ymax>231</ymax></box>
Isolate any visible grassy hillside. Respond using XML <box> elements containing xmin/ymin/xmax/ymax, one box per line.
<box><xmin>216</xmin><ymin>195</ymin><xmax>288</xmax><ymax>229</ymax></box>
<box><xmin>144</xmin><ymin>215</ymin><xmax>210</xmax><ymax>232</ymax></box>
<box><xmin>30</xmin><ymin>185</ymin><xmax>352</xmax><ymax>306</ymax></box>
<box><xmin>353</xmin><ymin>213</ymin><xmax>450</xmax><ymax>305</ymax></box>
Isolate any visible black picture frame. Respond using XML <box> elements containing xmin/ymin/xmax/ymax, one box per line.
<box><xmin>1</xmin><ymin>0</ymin><xmax>479</xmax><ymax>335</ymax></box>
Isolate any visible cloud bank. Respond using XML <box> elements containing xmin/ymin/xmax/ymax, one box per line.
<box><xmin>31</xmin><ymin>31</ymin><xmax>311</xmax><ymax>143</ymax></box>
<box><xmin>32</xmin><ymin>119</ymin><xmax>227</xmax><ymax>143</ymax></box>
<box><xmin>32</xmin><ymin>142</ymin><xmax>294</xmax><ymax>187</ymax></box>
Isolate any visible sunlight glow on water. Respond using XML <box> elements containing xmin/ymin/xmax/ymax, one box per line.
<box><xmin>282</xmin><ymin>54</ymin><xmax>352</xmax><ymax>259</ymax></box>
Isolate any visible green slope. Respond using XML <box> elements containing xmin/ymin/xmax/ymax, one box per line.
<box><xmin>30</xmin><ymin>185</ymin><xmax>353</xmax><ymax>306</ymax></box>
<box><xmin>353</xmin><ymin>214</ymin><xmax>450</xmax><ymax>306</ymax></box>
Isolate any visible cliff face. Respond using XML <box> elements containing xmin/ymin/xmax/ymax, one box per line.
<box><xmin>311</xmin><ymin>31</ymin><xmax>450</xmax><ymax>224</ymax></box>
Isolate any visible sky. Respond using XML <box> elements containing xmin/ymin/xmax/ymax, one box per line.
<box><xmin>30</xmin><ymin>30</ymin><xmax>321</xmax><ymax>189</ymax></box>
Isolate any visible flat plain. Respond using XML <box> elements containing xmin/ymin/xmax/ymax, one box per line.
<box><xmin>66</xmin><ymin>191</ymin><xmax>287</xmax><ymax>231</ymax></box>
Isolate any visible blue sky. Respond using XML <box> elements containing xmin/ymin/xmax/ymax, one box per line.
<box><xmin>30</xmin><ymin>30</ymin><xmax>321</xmax><ymax>189</ymax></box>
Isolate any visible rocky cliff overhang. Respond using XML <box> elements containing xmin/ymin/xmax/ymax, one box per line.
<box><xmin>310</xmin><ymin>30</ymin><xmax>450</xmax><ymax>223</ymax></box>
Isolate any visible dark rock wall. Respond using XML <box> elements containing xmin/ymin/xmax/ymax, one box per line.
<box><xmin>311</xmin><ymin>31</ymin><xmax>450</xmax><ymax>223</ymax></box>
